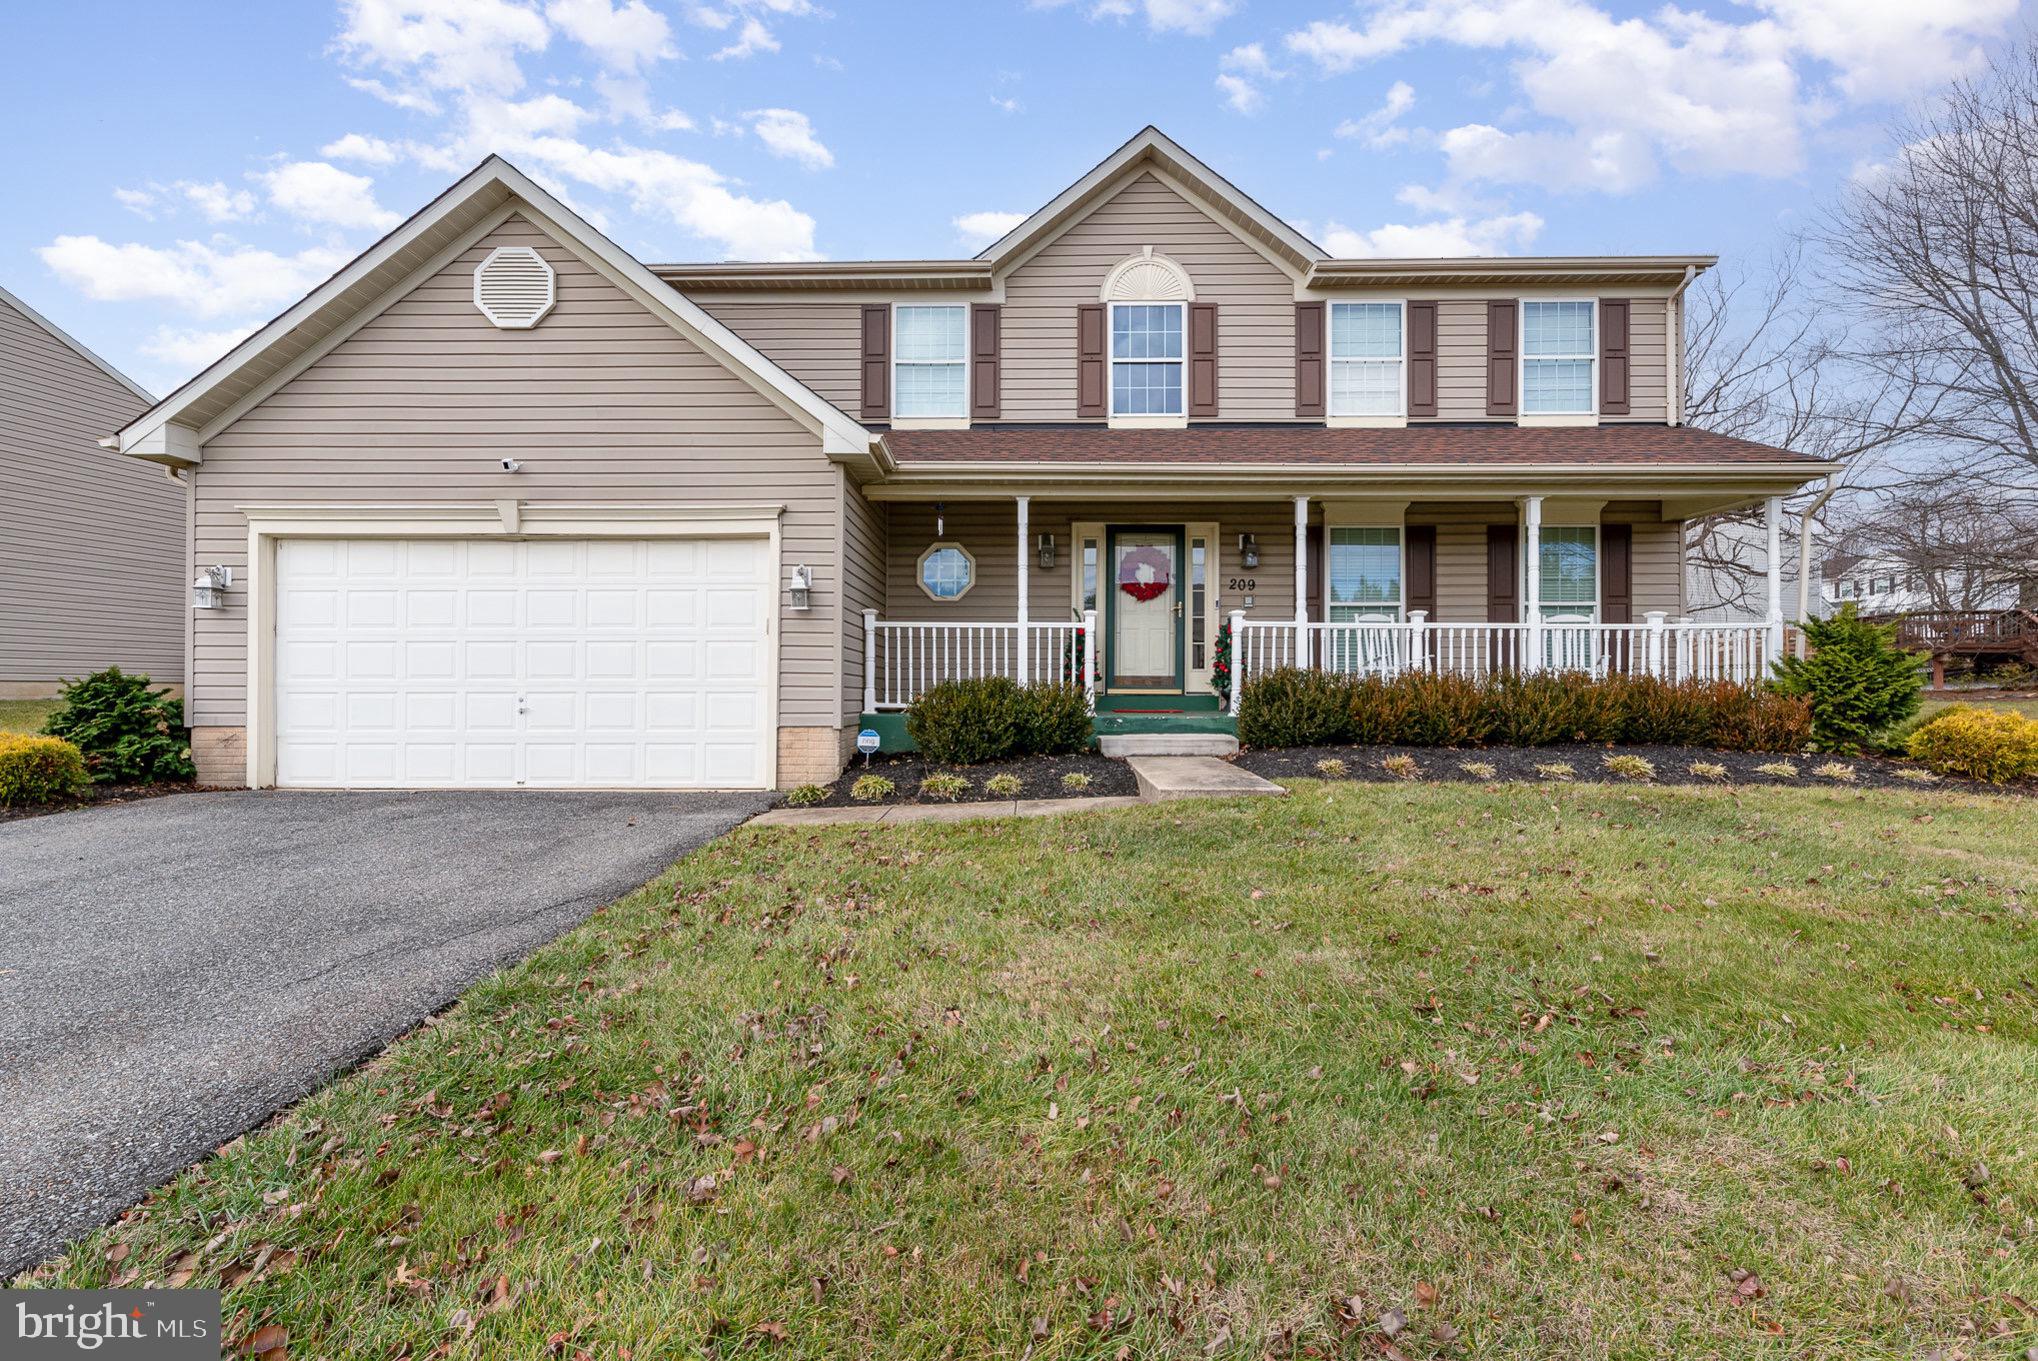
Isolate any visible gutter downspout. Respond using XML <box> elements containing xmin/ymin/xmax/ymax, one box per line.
<box><xmin>1667</xmin><ymin>264</ymin><xmax>1697</xmax><ymax>427</ymax></box>
<box><xmin>1794</xmin><ymin>475</ymin><xmax>1839</xmax><ymax>658</ymax></box>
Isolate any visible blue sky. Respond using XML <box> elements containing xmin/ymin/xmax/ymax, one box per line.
<box><xmin>0</xmin><ymin>0</ymin><xmax>2022</xmax><ymax>395</ymax></box>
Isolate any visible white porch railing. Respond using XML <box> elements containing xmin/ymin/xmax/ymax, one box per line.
<box><xmin>863</xmin><ymin>610</ymin><xmax>1098</xmax><ymax>712</ymax></box>
<box><xmin>1225</xmin><ymin>610</ymin><xmax>1779</xmax><ymax>716</ymax></box>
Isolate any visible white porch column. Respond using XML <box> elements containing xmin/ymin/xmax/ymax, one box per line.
<box><xmin>1522</xmin><ymin>495</ymin><xmax>1544</xmax><ymax>671</ymax></box>
<box><xmin>1015</xmin><ymin>495</ymin><xmax>1030</xmax><ymax>685</ymax></box>
<box><xmin>1764</xmin><ymin>494</ymin><xmax>1785</xmax><ymax>667</ymax></box>
<box><xmin>1293</xmin><ymin>495</ymin><xmax>1309</xmax><ymax>668</ymax></box>
<box><xmin>862</xmin><ymin>608</ymin><xmax>878</xmax><ymax>714</ymax></box>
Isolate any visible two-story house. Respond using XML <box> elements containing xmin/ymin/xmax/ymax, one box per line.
<box><xmin>104</xmin><ymin>128</ymin><xmax>1825</xmax><ymax>791</ymax></box>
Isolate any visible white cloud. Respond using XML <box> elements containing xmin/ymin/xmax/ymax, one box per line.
<box><xmin>713</xmin><ymin>15</ymin><xmax>778</xmax><ymax>58</ymax></box>
<box><xmin>746</xmin><ymin>108</ymin><xmax>833</xmax><ymax>169</ymax></box>
<box><xmin>182</xmin><ymin>180</ymin><xmax>259</xmax><ymax>223</ymax></box>
<box><xmin>140</xmin><ymin>323</ymin><xmax>261</xmax><ymax>370</ymax></box>
<box><xmin>258</xmin><ymin>161</ymin><xmax>402</xmax><ymax>231</ymax></box>
<box><xmin>334</xmin><ymin>0</ymin><xmax>551</xmax><ymax>98</ymax></box>
<box><xmin>38</xmin><ymin>235</ymin><xmax>352</xmax><ymax>318</ymax></box>
<box><xmin>1314</xmin><ymin>210</ymin><xmax>1544</xmax><ymax>257</ymax></box>
<box><xmin>506</xmin><ymin>138</ymin><xmax>820</xmax><ymax>258</ymax></box>
<box><xmin>990</xmin><ymin>92</ymin><xmax>1021</xmax><ymax>113</ymax></box>
<box><xmin>1215</xmin><ymin>74</ymin><xmax>1262</xmax><ymax>115</ymax></box>
<box><xmin>1279</xmin><ymin>0</ymin><xmax>2017</xmax><ymax>194</ymax></box>
<box><xmin>543</xmin><ymin>0</ymin><xmax>673</xmax><ymax>72</ymax></box>
<box><xmin>1335</xmin><ymin>80</ymin><xmax>1415</xmax><ymax>149</ymax></box>
<box><xmin>113</xmin><ymin>187</ymin><xmax>157</xmax><ymax>218</ymax></box>
<box><xmin>953</xmin><ymin>210</ymin><xmax>1026</xmax><ymax>248</ymax></box>
<box><xmin>686</xmin><ymin>4</ymin><xmax>732</xmax><ymax>28</ymax></box>
<box><xmin>345</xmin><ymin>76</ymin><xmax>442</xmax><ymax>114</ymax></box>
<box><xmin>321</xmin><ymin>133</ymin><xmax>403</xmax><ymax>165</ymax></box>
<box><xmin>1037</xmin><ymin>0</ymin><xmax>1235</xmax><ymax>34</ymax></box>
<box><xmin>1217</xmin><ymin>42</ymin><xmax>1283</xmax><ymax>115</ymax></box>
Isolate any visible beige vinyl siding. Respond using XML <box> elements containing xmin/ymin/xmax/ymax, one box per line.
<box><xmin>1616</xmin><ymin>506</ymin><xmax>1685</xmax><ymax>616</ymax></box>
<box><xmin>694</xmin><ymin>299</ymin><xmax>863</xmax><ymax>412</ymax></box>
<box><xmin>1001</xmin><ymin>172</ymin><xmax>1299</xmax><ymax>421</ymax></box>
<box><xmin>0</xmin><ymin>295</ymin><xmax>180</xmax><ymax>684</ymax></box>
<box><xmin>880</xmin><ymin>501</ymin><xmax>1297</xmax><ymax>628</ymax></box>
<box><xmin>840</xmin><ymin>473</ymin><xmax>886</xmax><ymax>720</ymax></box>
<box><xmin>1411</xmin><ymin>503</ymin><xmax>1517</xmax><ymax>622</ymax></box>
<box><xmin>1623</xmin><ymin>298</ymin><xmax>1670</xmax><ymax>422</ymax></box>
<box><xmin>1432</xmin><ymin>299</ymin><xmax>1490</xmax><ymax>421</ymax></box>
<box><xmin>190</xmin><ymin>213</ymin><xmax>841</xmax><ymax>728</ymax></box>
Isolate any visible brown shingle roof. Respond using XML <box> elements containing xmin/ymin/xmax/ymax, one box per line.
<box><xmin>882</xmin><ymin>423</ymin><xmax>1826</xmax><ymax>466</ymax></box>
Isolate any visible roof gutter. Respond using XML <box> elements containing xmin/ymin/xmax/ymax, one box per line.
<box><xmin>1667</xmin><ymin>263</ymin><xmax>1697</xmax><ymax>427</ymax></box>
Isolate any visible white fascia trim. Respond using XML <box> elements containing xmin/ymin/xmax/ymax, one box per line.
<box><xmin>236</xmin><ymin>502</ymin><xmax>786</xmax><ymax>539</ymax></box>
<box><xmin>117</xmin><ymin>156</ymin><xmax>876</xmax><ymax>464</ymax></box>
<box><xmin>0</xmin><ymin>284</ymin><xmax>154</xmax><ymax>405</ymax></box>
<box><xmin>979</xmin><ymin>127</ymin><xmax>1322</xmax><ymax>274</ymax></box>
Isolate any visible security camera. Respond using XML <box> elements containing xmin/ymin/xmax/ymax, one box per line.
<box><xmin>500</xmin><ymin>457</ymin><xmax>522</xmax><ymax>473</ymax></box>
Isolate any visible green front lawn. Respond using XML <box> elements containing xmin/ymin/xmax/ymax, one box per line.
<box><xmin>0</xmin><ymin>698</ymin><xmax>58</xmax><ymax>734</ymax></box>
<box><xmin>1923</xmin><ymin>695</ymin><xmax>2038</xmax><ymax>722</ymax></box>
<box><xmin>30</xmin><ymin>784</ymin><xmax>2038</xmax><ymax>1358</ymax></box>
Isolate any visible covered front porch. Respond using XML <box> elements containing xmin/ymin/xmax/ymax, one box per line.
<box><xmin>853</xmin><ymin>480</ymin><xmax>1796</xmax><ymax>732</ymax></box>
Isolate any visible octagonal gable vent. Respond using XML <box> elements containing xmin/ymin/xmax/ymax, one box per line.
<box><xmin>473</xmin><ymin>246</ymin><xmax>556</xmax><ymax>329</ymax></box>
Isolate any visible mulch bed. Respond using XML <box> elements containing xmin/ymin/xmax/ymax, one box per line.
<box><xmin>0</xmin><ymin>782</ymin><xmax>202</xmax><ymax>824</ymax></box>
<box><xmin>1236</xmin><ymin>743</ymin><xmax>2038</xmax><ymax>797</ymax></box>
<box><xmin>801</xmin><ymin>752</ymin><xmax>1139</xmax><ymax>807</ymax></box>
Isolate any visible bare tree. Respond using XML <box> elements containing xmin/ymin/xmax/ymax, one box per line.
<box><xmin>1680</xmin><ymin>246</ymin><xmax>1918</xmax><ymax>616</ymax></box>
<box><xmin>1830</xmin><ymin>483</ymin><xmax>2038</xmax><ymax>611</ymax></box>
<box><xmin>1819</xmin><ymin>37</ymin><xmax>2038</xmax><ymax>493</ymax></box>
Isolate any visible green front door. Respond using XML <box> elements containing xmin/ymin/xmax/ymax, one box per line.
<box><xmin>1105</xmin><ymin>526</ymin><xmax>1184</xmax><ymax>691</ymax></box>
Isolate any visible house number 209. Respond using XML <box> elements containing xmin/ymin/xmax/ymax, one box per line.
<box><xmin>1226</xmin><ymin>577</ymin><xmax>1257</xmax><ymax>591</ymax></box>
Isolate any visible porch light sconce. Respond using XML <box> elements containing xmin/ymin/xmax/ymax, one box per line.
<box><xmin>1038</xmin><ymin>533</ymin><xmax>1056</xmax><ymax>570</ymax></box>
<box><xmin>1238</xmin><ymin>534</ymin><xmax>1260</xmax><ymax>570</ymax></box>
<box><xmin>788</xmin><ymin>563</ymin><xmax>813</xmax><ymax>611</ymax></box>
<box><xmin>192</xmin><ymin>565</ymin><xmax>232</xmax><ymax>611</ymax></box>
<box><xmin>934</xmin><ymin>502</ymin><xmax>946</xmax><ymax>537</ymax></box>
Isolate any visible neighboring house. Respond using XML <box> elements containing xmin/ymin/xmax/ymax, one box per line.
<box><xmin>1820</xmin><ymin>547</ymin><xmax>2020</xmax><ymax>616</ymax></box>
<box><xmin>105</xmin><ymin>128</ymin><xmax>1826</xmax><ymax>792</ymax></box>
<box><xmin>1</xmin><ymin>284</ymin><xmax>180</xmax><ymax>697</ymax></box>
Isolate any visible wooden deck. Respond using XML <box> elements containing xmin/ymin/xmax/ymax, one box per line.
<box><xmin>1858</xmin><ymin>607</ymin><xmax>2038</xmax><ymax>682</ymax></box>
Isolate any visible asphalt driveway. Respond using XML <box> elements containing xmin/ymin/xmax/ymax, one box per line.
<box><xmin>0</xmin><ymin>788</ymin><xmax>772</xmax><ymax>1277</ymax></box>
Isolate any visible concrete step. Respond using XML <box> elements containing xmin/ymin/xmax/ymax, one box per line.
<box><xmin>1125</xmin><ymin>755</ymin><xmax>1285</xmax><ymax>802</ymax></box>
<box><xmin>1098</xmin><ymin>732</ymin><xmax>1240</xmax><ymax>757</ymax></box>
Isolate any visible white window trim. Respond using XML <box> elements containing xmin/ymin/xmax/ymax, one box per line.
<box><xmin>1536</xmin><ymin>522</ymin><xmax>1601</xmax><ymax>622</ymax></box>
<box><xmin>1519</xmin><ymin>297</ymin><xmax>1599</xmax><ymax>425</ymax></box>
<box><xmin>1326</xmin><ymin>298</ymin><xmax>1408</xmax><ymax>427</ymax></box>
<box><xmin>891</xmin><ymin>302</ymin><xmax>969</xmax><ymax>426</ymax></box>
<box><xmin>916</xmin><ymin>540</ymin><xmax>977</xmax><ymax>602</ymax></box>
<box><xmin>1107</xmin><ymin>300</ymin><xmax>1188</xmax><ymax>427</ymax></box>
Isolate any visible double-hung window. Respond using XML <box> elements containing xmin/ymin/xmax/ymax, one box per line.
<box><xmin>1537</xmin><ymin>526</ymin><xmax>1598</xmax><ymax>621</ymax></box>
<box><xmin>1522</xmin><ymin>301</ymin><xmax>1595</xmax><ymax>415</ymax></box>
<box><xmin>1328</xmin><ymin>302</ymin><xmax>1403</xmax><ymax>417</ymax></box>
<box><xmin>1328</xmin><ymin>527</ymin><xmax>1404</xmax><ymax>623</ymax></box>
<box><xmin>893</xmin><ymin>305</ymin><xmax>967</xmax><ymax>418</ymax></box>
<box><xmin>1110</xmin><ymin>303</ymin><xmax>1184</xmax><ymax>416</ymax></box>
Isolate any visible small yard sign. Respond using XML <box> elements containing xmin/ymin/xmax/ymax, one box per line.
<box><xmin>857</xmin><ymin>728</ymin><xmax>881</xmax><ymax>763</ymax></box>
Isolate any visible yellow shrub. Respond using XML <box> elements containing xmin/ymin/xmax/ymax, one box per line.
<box><xmin>1905</xmin><ymin>706</ymin><xmax>2038</xmax><ymax>784</ymax></box>
<box><xmin>0</xmin><ymin>733</ymin><xmax>91</xmax><ymax>806</ymax></box>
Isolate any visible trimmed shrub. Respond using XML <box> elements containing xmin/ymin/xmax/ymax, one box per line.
<box><xmin>1905</xmin><ymin>706</ymin><xmax>2038</xmax><ymax>783</ymax></box>
<box><xmin>1612</xmin><ymin>676</ymin><xmax>1712</xmax><ymax>747</ymax></box>
<box><xmin>1563</xmin><ymin>672</ymin><xmax>1625</xmax><ymax>744</ymax></box>
<box><xmin>1396</xmin><ymin>672</ymin><xmax>1490</xmax><ymax>746</ymax></box>
<box><xmin>784</xmin><ymin>783</ymin><xmax>828</xmax><ymax>807</ymax></box>
<box><xmin>1237</xmin><ymin>669</ymin><xmax>1353</xmax><ymax>748</ymax></box>
<box><xmin>1769</xmin><ymin>607</ymin><xmax>1927</xmax><ymax>753</ymax></box>
<box><xmin>40</xmin><ymin>667</ymin><xmax>194</xmax><ymax>784</ymax></box>
<box><xmin>1018</xmin><ymin>683</ymin><xmax>1093</xmax><ymax>756</ymax></box>
<box><xmin>1345</xmin><ymin>675</ymin><xmax>1413</xmax><ymax>745</ymax></box>
<box><xmin>1736</xmin><ymin>691</ymin><xmax>1813</xmax><ymax>753</ymax></box>
<box><xmin>905</xmin><ymin>678</ymin><xmax>1025</xmax><ymax>764</ymax></box>
<box><xmin>1484</xmin><ymin>674</ymin><xmax>1579</xmax><ymax>747</ymax></box>
<box><xmin>0</xmin><ymin>734</ymin><xmax>91</xmax><ymax>807</ymax></box>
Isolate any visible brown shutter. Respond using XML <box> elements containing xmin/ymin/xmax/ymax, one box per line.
<box><xmin>1294</xmin><ymin>301</ymin><xmax>1325</xmax><ymax>417</ymax></box>
<box><xmin>1486</xmin><ymin>524</ymin><xmax>1519</xmax><ymax>622</ymax></box>
<box><xmin>1599</xmin><ymin>299</ymin><xmax>1630</xmax><ymax>416</ymax></box>
<box><xmin>1306</xmin><ymin>524</ymin><xmax>1324</xmax><ymax>623</ymax></box>
<box><xmin>1076</xmin><ymin>303</ymin><xmax>1107</xmax><ymax>419</ymax></box>
<box><xmin>969</xmin><ymin>303</ymin><xmax>1001</xmax><ymax>420</ymax></box>
<box><xmin>1406</xmin><ymin>524</ymin><xmax>1436</xmax><ymax>616</ymax></box>
<box><xmin>859</xmin><ymin>304</ymin><xmax>889</xmax><ymax>421</ymax></box>
<box><xmin>1188</xmin><ymin>302</ymin><xmax>1219</xmax><ymax>417</ymax></box>
<box><xmin>1602</xmin><ymin>522</ymin><xmax>1633</xmax><ymax>623</ymax></box>
<box><xmin>1407</xmin><ymin>301</ymin><xmax>1438</xmax><ymax>418</ymax></box>
<box><xmin>1485</xmin><ymin>299</ymin><xmax>1517</xmax><ymax>417</ymax></box>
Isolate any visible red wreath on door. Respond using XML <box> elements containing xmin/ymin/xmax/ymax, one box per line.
<box><xmin>1117</xmin><ymin>545</ymin><xmax>1173</xmax><ymax>603</ymax></box>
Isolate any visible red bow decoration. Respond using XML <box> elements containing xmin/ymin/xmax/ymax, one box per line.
<box><xmin>1117</xmin><ymin>545</ymin><xmax>1173</xmax><ymax>603</ymax></box>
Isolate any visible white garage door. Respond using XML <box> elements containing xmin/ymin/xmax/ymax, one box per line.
<box><xmin>274</xmin><ymin>537</ymin><xmax>770</xmax><ymax>789</ymax></box>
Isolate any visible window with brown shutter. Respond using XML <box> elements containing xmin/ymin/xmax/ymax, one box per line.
<box><xmin>1076</xmin><ymin>303</ymin><xmax>1106</xmax><ymax>419</ymax></box>
<box><xmin>1408</xmin><ymin>301</ymin><xmax>1438</xmax><ymax>418</ymax></box>
<box><xmin>859</xmin><ymin>304</ymin><xmax>889</xmax><ymax>421</ymax></box>
<box><xmin>1599</xmin><ymin>299</ymin><xmax>1630</xmax><ymax>416</ymax></box>
<box><xmin>1189</xmin><ymin>302</ymin><xmax>1218</xmax><ymax>417</ymax></box>
<box><xmin>1406</xmin><ymin>524</ymin><xmax>1437</xmax><ymax>615</ymax></box>
<box><xmin>969</xmin><ymin>303</ymin><xmax>1001</xmax><ymax>420</ymax></box>
<box><xmin>1485</xmin><ymin>299</ymin><xmax>1517</xmax><ymax>417</ymax></box>
<box><xmin>1295</xmin><ymin>301</ymin><xmax>1325</xmax><ymax>417</ymax></box>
